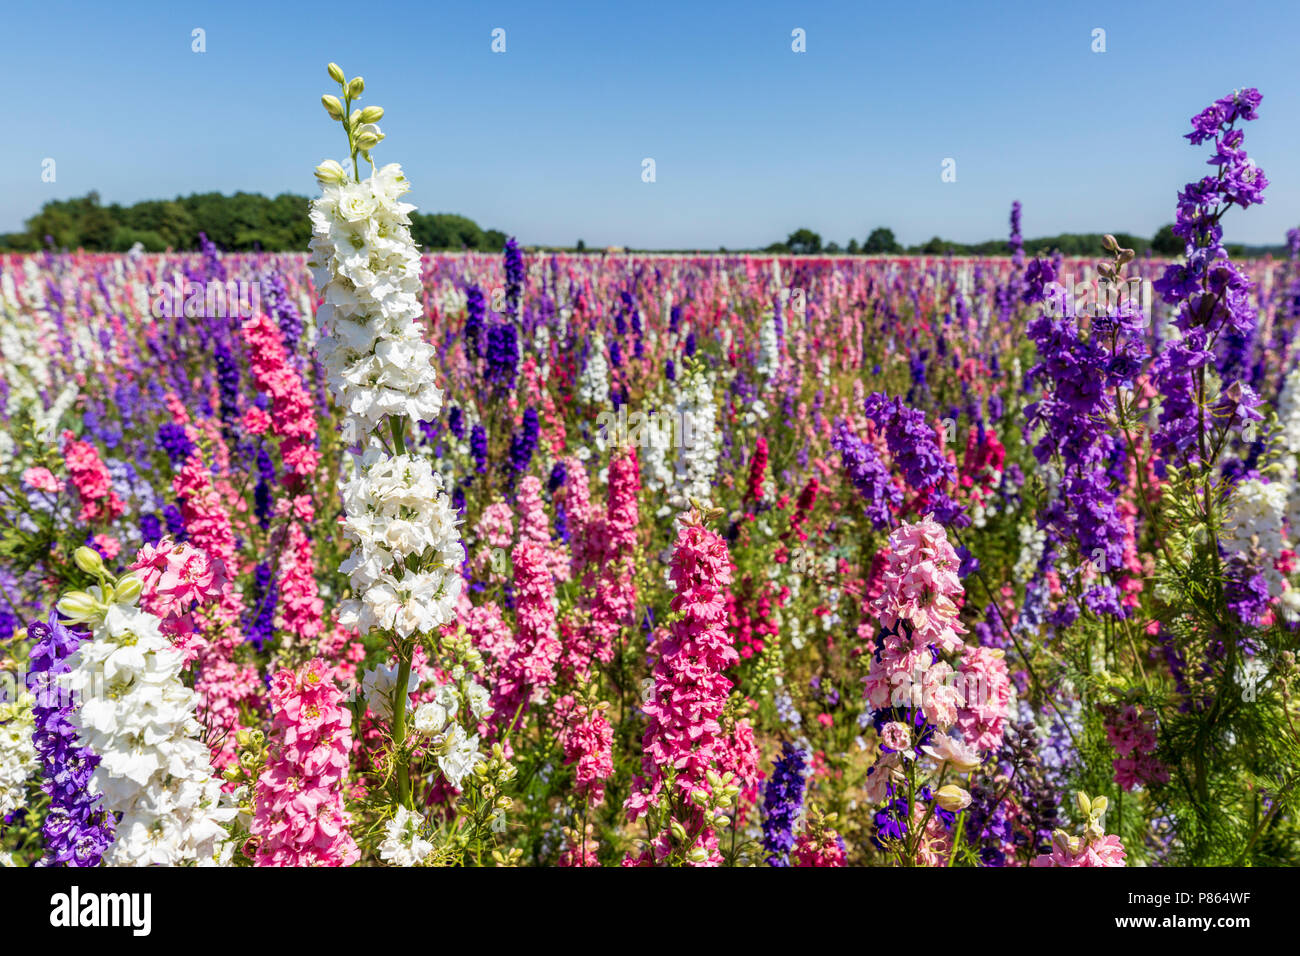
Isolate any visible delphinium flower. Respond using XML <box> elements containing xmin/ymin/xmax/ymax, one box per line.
<box><xmin>573</xmin><ymin>448</ymin><xmax>639</xmax><ymax>677</ymax></box>
<box><xmin>670</xmin><ymin>362</ymin><xmax>721</xmax><ymax>510</ymax></box>
<box><xmin>1002</xmin><ymin>200</ymin><xmax>1026</xmax><ymax>310</ymax></box>
<box><xmin>577</xmin><ymin>332</ymin><xmax>611</xmax><ymax>407</ymax></box>
<box><xmin>1031</xmin><ymin>792</ymin><xmax>1126</xmax><ymax>867</ymax></box>
<box><xmin>378</xmin><ymin>805</ymin><xmax>433</xmax><ymax>866</ymax></box>
<box><xmin>506</xmin><ymin>407</ymin><xmax>540</xmax><ymax>490</ymax></box>
<box><xmin>861</xmin><ymin>516</ymin><xmax>1005</xmax><ymax>863</ymax></box>
<box><xmin>503</xmin><ymin>236</ymin><xmax>524</xmax><ymax>321</ymax></box>
<box><xmin>551</xmin><ymin>689</ymin><xmax>614</xmax><ymax>807</ymax></box>
<box><xmin>955</xmin><ymin>645</ymin><xmax>1012</xmax><ymax>752</ymax></box>
<box><xmin>262</xmin><ymin>267</ymin><xmax>304</xmax><ymax>353</ymax></box>
<box><xmin>558</xmin><ymin>454</ymin><xmax>592</xmax><ymax>571</ymax></box>
<box><xmin>760</xmin><ymin>742</ymin><xmax>807</xmax><ymax>866</ymax></box>
<box><xmin>1150</xmin><ymin>90</ymin><xmax>1267</xmax><ymax>472</ymax></box>
<box><xmin>245</xmin><ymin>562</ymin><xmax>278</xmax><ymax>652</ymax></box>
<box><xmin>745</xmin><ymin>435</ymin><xmax>768</xmax><ymax>510</ymax></box>
<box><xmin>485</xmin><ymin>321</ymin><xmax>520</xmax><ymax>392</ymax></box>
<box><xmin>310</xmin><ymin>191</ymin><xmax>442</xmax><ymax>443</ymax></box>
<box><xmin>157</xmin><ymin>422</ymin><xmax>195</xmax><ymax>468</ymax></box>
<box><xmin>516</xmin><ymin>474</ymin><xmax>568</xmax><ymax>579</ymax></box>
<box><xmin>716</xmin><ymin>704</ymin><xmax>761</xmax><ymax>823</ymax></box>
<box><xmin>172</xmin><ymin>453</ymin><xmax>260</xmax><ymax>767</ymax></box>
<box><xmin>558</xmin><ymin>824</ymin><xmax>600</xmax><ymax>866</ymax></box>
<box><xmin>624</xmin><ymin>510</ymin><xmax>741</xmax><ymax>866</ymax></box>
<box><xmin>491</xmin><ymin>537</ymin><xmax>559</xmax><ymax>733</ymax></box>
<box><xmin>251</xmin><ymin>657</ymin><xmax>360</xmax><ymax>866</ymax></box>
<box><xmin>274</xmin><ymin>497</ymin><xmax>325</xmax><ymax>650</ymax></box>
<box><xmin>1104</xmin><ymin>705</ymin><xmax>1168</xmax><ymax>791</ymax></box>
<box><xmin>240</xmin><ymin>313</ymin><xmax>320</xmax><ymax>482</ymax></box>
<box><xmin>61</xmin><ymin>429</ymin><xmax>125</xmax><ymax>524</ymax></box>
<box><xmin>26</xmin><ymin>611</ymin><xmax>115</xmax><ymax>865</ymax></box>
<box><xmin>755</xmin><ymin>306</ymin><xmax>780</xmax><ymax>380</ymax></box>
<box><xmin>792</xmin><ymin>807</ymin><xmax>847</xmax><ymax>867</ymax></box>
<box><xmin>784</xmin><ymin>476</ymin><xmax>819</xmax><ymax>545</ymax></box>
<box><xmin>1220</xmin><ymin>476</ymin><xmax>1289</xmax><ymax>624</ymax></box>
<box><xmin>863</xmin><ymin>393</ymin><xmax>966</xmax><ymax>527</ymax></box>
<box><xmin>470</xmin><ymin>500</ymin><xmax>514</xmax><ymax>585</ymax></box>
<box><xmin>57</xmin><ymin>551</ymin><xmax>236</xmax><ymax>865</ymax></box>
<box><xmin>128</xmin><ymin>536</ymin><xmax>227</xmax><ymax>667</ymax></box>
<box><xmin>959</xmin><ymin>424</ymin><xmax>1007</xmax><ymax>528</ymax></box>
<box><xmin>213</xmin><ymin>339</ymin><xmax>241</xmax><ymax>438</ymax></box>
<box><xmin>0</xmin><ymin>687</ymin><xmax>37</xmax><ymax>820</ymax></box>
<box><xmin>336</xmin><ymin>451</ymin><xmax>463</xmax><ymax>637</ymax></box>
<box><xmin>309</xmin><ymin>64</ymin><xmax>467</xmax><ymax>813</ymax></box>
<box><xmin>1023</xmin><ymin>248</ymin><xmax>1145</xmax><ymax>618</ymax></box>
<box><xmin>831</xmin><ymin>419</ymin><xmax>901</xmax><ymax>529</ymax></box>
<box><xmin>463</xmin><ymin>285</ymin><xmax>486</xmax><ymax>360</ymax></box>
<box><xmin>470</xmin><ymin>422</ymin><xmax>488</xmax><ymax>476</ymax></box>
<box><xmin>410</xmin><ymin>681</ymin><xmax>487</xmax><ymax>790</ymax></box>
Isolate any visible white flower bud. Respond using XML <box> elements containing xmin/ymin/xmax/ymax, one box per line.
<box><xmin>314</xmin><ymin>159</ymin><xmax>347</xmax><ymax>185</ymax></box>
<box><xmin>113</xmin><ymin>573</ymin><xmax>143</xmax><ymax>605</ymax></box>
<box><xmin>935</xmin><ymin>784</ymin><xmax>971</xmax><ymax>812</ymax></box>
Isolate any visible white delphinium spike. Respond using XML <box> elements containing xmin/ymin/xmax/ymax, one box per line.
<box><xmin>59</xmin><ymin>582</ymin><xmax>234</xmax><ymax>865</ymax></box>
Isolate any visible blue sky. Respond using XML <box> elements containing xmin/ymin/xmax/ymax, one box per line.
<box><xmin>4</xmin><ymin>0</ymin><xmax>1299</xmax><ymax>248</ymax></box>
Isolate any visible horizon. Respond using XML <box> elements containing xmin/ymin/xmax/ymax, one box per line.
<box><xmin>5</xmin><ymin>0</ymin><xmax>1299</xmax><ymax>248</ymax></box>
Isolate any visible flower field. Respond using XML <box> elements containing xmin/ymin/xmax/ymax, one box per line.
<box><xmin>1</xmin><ymin>73</ymin><xmax>1298</xmax><ymax>868</ymax></box>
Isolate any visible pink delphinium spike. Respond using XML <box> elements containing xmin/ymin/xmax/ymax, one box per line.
<box><xmin>252</xmin><ymin>658</ymin><xmax>360</xmax><ymax>867</ymax></box>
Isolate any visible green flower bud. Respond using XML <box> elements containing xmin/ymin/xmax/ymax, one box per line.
<box><xmin>313</xmin><ymin>157</ymin><xmax>347</xmax><ymax>183</ymax></box>
<box><xmin>57</xmin><ymin>590</ymin><xmax>103</xmax><ymax>624</ymax></box>
<box><xmin>359</xmin><ymin>105</ymin><xmax>384</xmax><ymax>124</ymax></box>
<box><xmin>327</xmin><ymin>62</ymin><xmax>346</xmax><ymax>84</ymax></box>
<box><xmin>686</xmin><ymin>846</ymin><xmax>709</xmax><ymax>863</ymax></box>
<box><xmin>74</xmin><ymin>546</ymin><xmax>105</xmax><ymax>576</ymax></box>
<box><xmin>347</xmin><ymin>76</ymin><xmax>364</xmax><ymax>98</ymax></box>
<box><xmin>113</xmin><ymin>574</ymin><xmax>143</xmax><ymax>605</ymax></box>
<box><xmin>321</xmin><ymin>95</ymin><xmax>345</xmax><ymax>121</ymax></box>
<box><xmin>355</xmin><ymin>132</ymin><xmax>380</xmax><ymax>151</ymax></box>
<box><xmin>669</xmin><ymin>819</ymin><xmax>687</xmax><ymax>842</ymax></box>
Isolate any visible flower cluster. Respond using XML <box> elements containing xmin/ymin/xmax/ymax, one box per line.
<box><xmin>308</xmin><ymin>161</ymin><xmax>443</xmax><ymax>442</ymax></box>
<box><xmin>26</xmin><ymin>612</ymin><xmax>115</xmax><ymax>866</ymax></box>
<box><xmin>337</xmin><ymin>450</ymin><xmax>464</xmax><ymax>638</ymax></box>
<box><xmin>58</xmin><ymin>571</ymin><xmax>235</xmax><ymax>865</ymax></box>
<box><xmin>625</xmin><ymin>510</ymin><xmax>738</xmax><ymax>865</ymax></box>
<box><xmin>251</xmin><ymin>658</ymin><xmax>359</xmax><ymax>866</ymax></box>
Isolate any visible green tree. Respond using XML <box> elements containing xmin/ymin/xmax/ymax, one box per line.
<box><xmin>785</xmin><ymin>228</ymin><xmax>822</xmax><ymax>255</ymax></box>
<box><xmin>863</xmin><ymin>226</ymin><xmax>901</xmax><ymax>254</ymax></box>
<box><xmin>1152</xmin><ymin>223</ymin><xmax>1183</xmax><ymax>256</ymax></box>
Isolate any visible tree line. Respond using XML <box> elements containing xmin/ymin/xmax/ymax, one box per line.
<box><xmin>762</xmin><ymin>224</ymin><xmax>1276</xmax><ymax>258</ymax></box>
<box><xmin>0</xmin><ymin>191</ymin><xmax>507</xmax><ymax>253</ymax></box>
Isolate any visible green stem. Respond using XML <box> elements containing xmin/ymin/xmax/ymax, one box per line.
<box><xmin>392</xmin><ymin>645</ymin><xmax>413</xmax><ymax>809</ymax></box>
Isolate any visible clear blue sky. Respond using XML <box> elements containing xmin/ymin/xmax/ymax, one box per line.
<box><xmin>5</xmin><ymin>0</ymin><xmax>1299</xmax><ymax>248</ymax></box>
